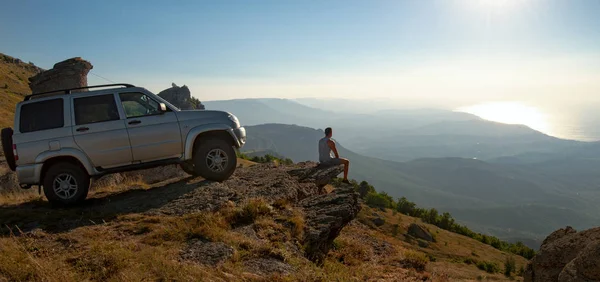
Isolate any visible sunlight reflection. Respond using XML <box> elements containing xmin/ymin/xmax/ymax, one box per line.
<box><xmin>457</xmin><ymin>101</ymin><xmax>552</xmax><ymax>135</ymax></box>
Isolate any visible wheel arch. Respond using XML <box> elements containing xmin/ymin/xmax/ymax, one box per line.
<box><xmin>183</xmin><ymin>124</ymin><xmax>238</xmax><ymax>160</ymax></box>
<box><xmin>38</xmin><ymin>151</ymin><xmax>93</xmax><ymax>184</ymax></box>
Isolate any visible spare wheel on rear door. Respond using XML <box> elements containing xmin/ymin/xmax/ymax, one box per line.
<box><xmin>1</xmin><ymin>128</ymin><xmax>17</xmax><ymax>171</ymax></box>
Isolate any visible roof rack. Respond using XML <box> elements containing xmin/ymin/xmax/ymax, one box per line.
<box><xmin>24</xmin><ymin>83</ymin><xmax>135</xmax><ymax>101</ymax></box>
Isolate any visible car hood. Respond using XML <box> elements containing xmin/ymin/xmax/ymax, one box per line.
<box><xmin>175</xmin><ymin>109</ymin><xmax>233</xmax><ymax>123</ymax></box>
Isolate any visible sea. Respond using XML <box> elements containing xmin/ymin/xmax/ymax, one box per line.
<box><xmin>459</xmin><ymin>102</ymin><xmax>600</xmax><ymax>142</ymax></box>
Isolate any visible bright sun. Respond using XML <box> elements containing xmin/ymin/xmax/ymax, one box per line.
<box><xmin>476</xmin><ymin>0</ymin><xmax>520</xmax><ymax>9</ymax></box>
<box><xmin>458</xmin><ymin>102</ymin><xmax>551</xmax><ymax>134</ymax></box>
<box><xmin>470</xmin><ymin>0</ymin><xmax>523</xmax><ymax>14</ymax></box>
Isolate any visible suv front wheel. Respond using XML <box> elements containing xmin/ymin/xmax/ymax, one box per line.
<box><xmin>193</xmin><ymin>138</ymin><xmax>237</xmax><ymax>181</ymax></box>
<box><xmin>43</xmin><ymin>162</ymin><xmax>90</xmax><ymax>206</ymax></box>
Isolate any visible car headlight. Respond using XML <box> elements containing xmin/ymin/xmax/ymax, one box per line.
<box><xmin>228</xmin><ymin>114</ymin><xmax>240</xmax><ymax>127</ymax></box>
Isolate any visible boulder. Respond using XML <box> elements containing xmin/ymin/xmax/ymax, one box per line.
<box><xmin>300</xmin><ymin>186</ymin><xmax>361</xmax><ymax>265</ymax></box>
<box><xmin>558</xmin><ymin>241</ymin><xmax>600</xmax><ymax>281</ymax></box>
<box><xmin>372</xmin><ymin>217</ymin><xmax>385</xmax><ymax>227</ymax></box>
<box><xmin>29</xmin><ymin>57</ymin><xmax>92</xmax><ymax>94</ymax></box>
<box><xmin>243</xmin><ymin>258</ymin><xmax>294</xmax><ymax>276</ymax></box>
<box><xmin>288</xmin><ymin>161</ymin><xmax>344</xmax><ymax>190</ymax></box>
<box><xmin>524</xmin><ymin>226</ymin><xmax>600</xmax><ymax>282</ymax></box>
<box><xmin>417</xmin><ymin>239</ymin><xmax>430</xmax><ymax>248</ymax></box>
<box><xmin>158</xmin><ymin>83</ymin><xmax>204</xmax><ymax>110</ymax></box>
<box><xmin>180</xmin><ymin>240</ymin><xmax>234</xmax><ymax>266</ymax></box>
<box><xmin>408</xmin><ymin>223</ymin><xmax>434</xmax><ymax>242</ymax></box>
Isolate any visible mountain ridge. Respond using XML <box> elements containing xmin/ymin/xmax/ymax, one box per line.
<box><xmin>241</xmin><ymin>123</ymin><xmax>600</xmax><ymax>248</ymax></box>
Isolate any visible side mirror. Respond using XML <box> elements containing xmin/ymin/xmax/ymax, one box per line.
<box><xmin>159</xmin><ymin>103</ymin><xmax>167</xmax><ymax>113</ymax></box>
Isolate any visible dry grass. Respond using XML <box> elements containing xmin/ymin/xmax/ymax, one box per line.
<box><xmin>0</xmin><ymin>159</ymin><xmax>528</xmax><ymax>281</ymax></box>
<box><xmin>0</xmin><ymin>189</ymin><xmax>43</xmax><ymax>205</ymax></box>
<box><xmin>0</xmin><ymin>174</ymin><xmax>150</xmax><ymax>206</ymax></box>
<box><xmin>0</xmin><ymin>55</ymin><xmax>39</xmax><ymax>129</ymax></box>
<box><xmin>354</xmin><ymin>206</ymin><xmax>528</xmax><ymax>281</ymax></box>
<box><xmin>0</xmin><ymin>198</ymin><xmax>519</xmax><ymax>282</ymax></box>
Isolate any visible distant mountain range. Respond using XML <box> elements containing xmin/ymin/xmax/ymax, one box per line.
<box><xmin>241</xmin><ymin>123</ymin><xmax>600</xmax><ymax>248</ymax></box>
<box><xmin>204</xmin><ymin>98</ymin><xmax>584</xmax><ymax>162</ymax></box>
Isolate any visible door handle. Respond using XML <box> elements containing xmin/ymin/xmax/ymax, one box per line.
<box><xmin>76</xmin><ymin>127</ymin><xmax>89</xmax><ymax>132</ymax></box>
<box><xmin>128</xmin><ymin>120</ymin><xmax>142</xmax><ymax>125</ymax></box>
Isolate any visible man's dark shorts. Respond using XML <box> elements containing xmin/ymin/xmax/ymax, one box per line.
<box><xmin>321</xmin><ymin>158</ymin><xmax>343</xmax><ymax>165</ymax></box>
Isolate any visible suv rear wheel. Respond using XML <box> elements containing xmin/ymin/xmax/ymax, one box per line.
<box><xmin>43</xmin><ymin>162</ymin><xmax>90</xmax><ymax>206</ymax></box>
<box><xmin>193</xmin><ymin>138</ymin><xmax>237</xmax><ymax>181</ymax></box>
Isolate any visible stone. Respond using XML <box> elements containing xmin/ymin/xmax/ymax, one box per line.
<box><xmin>180</xmin><ymin>240</ymin><xmax>234</xmax><ymax>266</ymax></box>
<box><xmin>558</xmin><ymin>241</ymin><xmax>600</xmax><ymax>281</ymax></box>
<box><xmin>541</xmin><ymin>226</ymin><xmax>577</xmax><ymax>246</ymax></box>
<box><xmin>372</xmin><ymin>217</ymin><xmax>385</xmax><ymax>227</ymax></box>
<box><xmin>29</xmin><ymin>57</ymin><xmax>92</xmax><ymax>94</ymax></box>
<box><xmin>233</xmin><ymin>225</ymin><xmax>259</xmax><ymax>241</ymax></box>
<box><xmin>407</xmin><ymin>223</ymin><xmax>434</xmax><ymax>242</ymax></box>
<box><xmin>243</xmin><ymin>258</ymin><xmax>294</xmax><ymax>276</ymax></box>
<box><xmin>300</xmin><ymin>186</ymin><xmax>361</xmax><ymax>265</ymax></box>
<box><xmin>417</xmin><ymin>239</ymin><xmax>429</xmax><ymax>248</ymax></box>
<box><xmin>287</xmin><ymin>161</ymin><xmax>344</xmax><ymax>189</ymax></box>
<box><xmin>158</xmin><ymin>83</ymin><xmax>204</xmax><ymax>110</ymax></box>
<box><xmin>524</xmin><ymin>226</ymin><xmax>600</xmax><ymax>282</ymax></box>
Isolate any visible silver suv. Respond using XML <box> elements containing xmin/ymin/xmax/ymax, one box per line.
<box><xmin>1</xmin><ymin>84</ymin><xmax>246</xmax><ymax>206</ymax></box>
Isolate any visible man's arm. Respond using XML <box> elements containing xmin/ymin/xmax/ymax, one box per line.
<box><xmin>327</xmin><ymin>139</ymin><xmax>340</xmax><ymax>158</ymax></box>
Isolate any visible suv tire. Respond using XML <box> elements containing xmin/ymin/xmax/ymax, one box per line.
<box><xmin>193</xmin><ymin>138</ymin><xmax>237</xmax><ymax>181</ymax></box>
<box><xmin>1</xmin><ymin>128</ymin><xmax>17</xmax><ymax>171</ymax></box>
<box><xmin>43</xmin><ymin>162</ymin><xmax>90</xmax><ymax>206</ymax></box>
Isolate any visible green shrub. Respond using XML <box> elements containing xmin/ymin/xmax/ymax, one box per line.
<box><xmin>477</xmin><ymin>261</ymin><xmax>500</xmax><ymax>274</ymax></box>
<box><xmin>330</xmin><ymin>179</ymin><xmax>536</xmax><ymax>259</ymax></box>
<box><xmin>504</xmin><ymin>256</ymin><xmax>516</xmax><ymax>277</ymax></box>
<box><xmin>365</xmin><ymin>192</ymin><xmax>394</xmax><ymax>209</ymax></box>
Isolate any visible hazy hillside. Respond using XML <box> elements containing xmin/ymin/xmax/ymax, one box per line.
<box><xmin>0</xmin><ymin>53</ymin><xmax>42</xmax><ymax>128</ymax></box>
<box><xmin>243</xmin><ymin>123</ymin><xmax>600</xmax><ymax>247</ymax></box>
<box><xmin>205</xmin><ymin>97</ymin><xmax>581</xmax><ymax>161</ymax></box>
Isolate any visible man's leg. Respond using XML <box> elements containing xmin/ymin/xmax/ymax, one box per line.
<box><xmin>340</xmin><ymin>158</ymin><xmax>350</xmax><ymax>181</ymax></box>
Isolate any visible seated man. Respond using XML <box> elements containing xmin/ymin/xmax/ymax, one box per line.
<box><xmin>319</xmin><ymin>127</ymin><xmax>350</xmax><ymax>184</ymax></box>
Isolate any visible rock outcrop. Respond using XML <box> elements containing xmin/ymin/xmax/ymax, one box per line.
<box><xmin>158</xmin><ymin>83</ymin><xmax>204</xmax><ymax>110</ymax></box>
<box><xmin>150</xmin><ymin>161</ymin><xmax>358</xmax><ymax>265</ymax></box>
<box><xmin>300</xmin><ymin>185</ymin><xmax>361</xmax><ymax>265</ymax></box>
<box><xmin>29</xmin><ymin>57</ymin><xmax>93</xmax><ymax>94</ymax></box>
<box><xmin>524</xmin><ymin>226</ymin><xmax>600</xmax><ymax>282</ymax></box>
<box><xmin>153</xmin><ymin>162</ymin><xmax>344</xmax><ymax>216</ymax></box>
<box><xmin>408</xmin><ymin>223</ymin><xmax>435</xmax><ymax>242</ymax></box>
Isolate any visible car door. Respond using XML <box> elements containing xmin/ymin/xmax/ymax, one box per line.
<box><xmin>72</xmin><ymin>93</ymin><xmax>133</xmax><ymax>168</ymax></box>
<box><xmin>118</xmin><ymin>91</ymin><xmax>182</xmax><ymax>163</ymax></box>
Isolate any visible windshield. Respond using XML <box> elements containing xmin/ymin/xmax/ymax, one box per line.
<box><xmin>143</xmin><ymin>89</ymin><xmax>181</xmax><ymax>111</ymax></box>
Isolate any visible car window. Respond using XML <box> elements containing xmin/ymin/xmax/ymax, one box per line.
<box><xmin>119</xmin><ymin>92</ymin><xmax>161</xmax><ymax>118</ymax></box>
<box><xmin>19</xmin><ymin>98</ymin><xmax>64</xmax><ymax>133</ymax></box>
<box><xmin>74</xmin><ymin>94</ymin><xmax>120</xmax><ymax>125</ymax></box>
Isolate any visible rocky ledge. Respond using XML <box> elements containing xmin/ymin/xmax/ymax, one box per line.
<box><xmin>152</xmin><ymin>161</ymin><xmax>360</xmax><ymax>264</ymax></box>
<box><xmin>524</xmin><ymin>226</ymin><xmax>600</xmax><ymax>282</ymax></box>
<box><xmin>152</xmin><ymin>161</ymin><xmax>349</xmax><ymax>216</ymax></box>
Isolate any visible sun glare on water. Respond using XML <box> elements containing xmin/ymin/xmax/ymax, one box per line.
<box><xmin>458</xmin><ymin>102</ymin><xmax>552</xmax><ymax>134</ymax></box>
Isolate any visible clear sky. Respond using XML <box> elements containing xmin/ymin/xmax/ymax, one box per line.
<box><xmin>2</xmin><ymin>0</ymin><xmax>600</xmax><ymax>107</ymax></box>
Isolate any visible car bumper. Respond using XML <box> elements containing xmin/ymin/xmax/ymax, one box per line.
<box><xmin>231</xmin><ymin>126</ymin><xmax>246</xmax><ymax>148</ymax></box>
<box><xmin>16</xmin><ymin>163</ymin><xmax>43</xmax><ymax>186</ymax></box>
